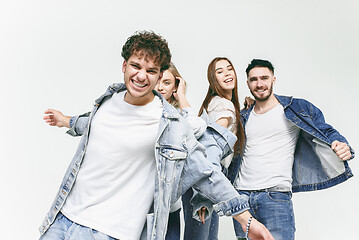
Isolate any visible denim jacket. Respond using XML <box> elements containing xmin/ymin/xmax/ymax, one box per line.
<box><xmin>189</xmin><ymin>110</ymin><xmax>246</xmax><ymax>221</ymax></box>
<box><xmin>240</xmin><ymin>94</ymin><xmax>354</xmax><ymax>193</ymax></box>
<box><xmin>39</xmin><ymin>83</ymin><xmax>250</xmax><ymax>240</ymax></box>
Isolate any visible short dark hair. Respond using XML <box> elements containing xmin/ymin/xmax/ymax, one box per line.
<box><xmin>121</xmin><ymin>31</ymin><xmax>171</xmax><ymax>71</ymax></box>
<box><xmin>245</xmin><ymin>59</ymin><xmax>274</xmax><ymax>76</ymax></box>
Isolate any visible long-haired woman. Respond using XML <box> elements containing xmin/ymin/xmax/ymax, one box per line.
<box><xmin>183</xmin><ymin>57</ymin><xmax>246</xmax><ymax>240</ymax></box>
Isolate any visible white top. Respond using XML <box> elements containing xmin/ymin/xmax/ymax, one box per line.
<box><xmin>235</xmin><ymin>104</ymin><xmax>300</xmax><ymax>190</ymax></box>
<box><xmin>207</xmin><ymin>96</ymin><xmax>236</xmax><ymax>168</ymax></box>
<box><xmin>61</xmin><ymin>91</ymin><xmax>162</xmax><ymax>240</ymax></box>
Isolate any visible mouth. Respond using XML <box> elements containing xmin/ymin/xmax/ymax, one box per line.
<box><xmin>132</xmin><ymin>80</ymin><xmax>147</xmax><ymax>88</ymax></box>
<box><xmin>224</xmin><ymin>78</ymin><xmax>233</xmax><ymax>83</ymax></box>
<box><xmin>255</xmin><ymin>88</ymin><xmax>267</xmax><ymax>94</ymax></box>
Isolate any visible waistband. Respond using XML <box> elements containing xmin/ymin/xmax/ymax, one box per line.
<box><xmin>243</xmin><ymin>185</ymin><xmax>292</xmax><ymax>192</ymax></box>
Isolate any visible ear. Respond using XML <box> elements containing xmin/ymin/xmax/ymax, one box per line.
<box><xmin>122</xmin><ymin>60</ymin><xmax>127</xmax><ymax>73</ymax></box>
<box><xmin>273</xmin><ymin>76</ymin><xmax>276</xmax><ymax>85</ymax></box>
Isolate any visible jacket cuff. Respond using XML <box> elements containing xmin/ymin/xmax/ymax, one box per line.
<box><xmin>213</xmin><ymin>195</ymin><xmax>250</xmax><ymax>217</ymax></box>
<box><xmin>66</xmin><ymin>112</ymin><xmax>91</xmax><ymax>136</ymax></box>
<box><xmin>66</xmin><ymin>116</ymin><xmax>79</xmax><ymax>136</ymax></box>
<box><xmin>191</xmin><ymin>192</ymin><xmax>215</xmax><ymax>222</ymax></box>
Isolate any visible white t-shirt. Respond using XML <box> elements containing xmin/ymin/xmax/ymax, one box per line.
<box><xmin>61</xmin><ymin>91</ymin><xmax>162</xmax><ymax>240</ymax></box>
<box><xmin>235</xmin><ymin>104</ymin><xmax>300</xmax><ymax>190</ymax></box>
<box><xmin>207</xmin><ymin>96</ymin><xmax>236</xmax><ymax>168</ymax></box>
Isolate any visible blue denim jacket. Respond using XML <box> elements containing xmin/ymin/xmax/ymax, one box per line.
<box><xmin>39</xmin><ymin>83</ymin><xmax>250</xmax><ymax>240</ymax></box>
<box><xmin>240</xmin><ymin>94</ymin><xmax>354</xmax><ymax>193</ymax></box>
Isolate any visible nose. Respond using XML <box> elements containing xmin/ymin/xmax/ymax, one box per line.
<box><xmin>257</xmin><ymin>79</ymin><xmax>265</xmax><ymax>88</ymax></box>
<box><xmin>137</xmin><ymin>69</ymin><xmax>147</xmax><ymax>81</ymax></box>
<box><xmin>156</xmin><ymin>82</ymin><xmax>163</xmax><ymax>91</ymax></box>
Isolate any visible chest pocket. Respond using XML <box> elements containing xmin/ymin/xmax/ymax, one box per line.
<box><xmin>158</xmin><ymin>147</ymin><xmax>187</xmax><ymax>183</ymax></box>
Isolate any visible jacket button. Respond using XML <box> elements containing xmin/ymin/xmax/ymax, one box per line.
<box><xmin>62</xmin><ymin>190</ymin><xmax>67</xmax><ymax>195</ymax></box>
<box><xmin>170</xmin><ymin>151</ymin><xmax>174</xmax><ymax>158</ymax></box>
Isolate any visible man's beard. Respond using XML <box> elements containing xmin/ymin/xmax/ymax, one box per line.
<box><xmin>250</xmin><ymin>82</ymin><xmax>273</xmax><ymax>102</ymax></box>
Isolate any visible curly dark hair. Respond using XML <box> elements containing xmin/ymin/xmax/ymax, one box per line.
<box><xmin>121</xmin><ymin>31</ymin><xmax>172</xmax><ymax>71</ymax></box>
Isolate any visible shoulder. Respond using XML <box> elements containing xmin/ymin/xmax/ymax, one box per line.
<box><xmin>208</xmin><ymin>96</ymin><xmax>235</xmax><ymax>112</ymax></box>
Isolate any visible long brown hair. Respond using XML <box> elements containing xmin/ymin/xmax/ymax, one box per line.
<box><xmin>199</xmin><ymin>57</ymin><xmax>245</xmax><ymax>156</ymax></box>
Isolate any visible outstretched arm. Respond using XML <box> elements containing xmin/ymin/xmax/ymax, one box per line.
<box><xmin>43</xmin><ymin>109</ymin><xmax>71</xmax><ymax>128</ymax></box>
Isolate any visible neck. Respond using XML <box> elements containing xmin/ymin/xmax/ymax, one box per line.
<box><xmin>124</xmin><ymin>92</ymin><xmax>155</xmax><ymax>106</ymax></box>
<box><xmin>253</xmin><ymin>94</ymin><xmax>279</xmax><ymax>114</ymax></box>
<box><xmin>224</xmin><ymin>90</ymin><xmax>232</xmax><ymax>100</ymax></box>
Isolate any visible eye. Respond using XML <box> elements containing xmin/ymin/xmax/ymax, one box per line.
<box><xmin>147</xmin><ymin>70</ymin><xmax>158</xmax><ymax>75</ymax></box>
<box><xmin>216</xmin><ymin>71</ymin><xmax>223</xmax><ymax>74</ymax></box>
<box><xmin>131</xmin><ymin>64</ymin><xmax>140</xmax><ymax>69</ymax></box>
<box><xmin>164</xmin><ymin>81</ymin><xmax>170</xmax><ymax>85</ymax></box>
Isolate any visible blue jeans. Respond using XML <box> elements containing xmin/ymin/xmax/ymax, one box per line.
<box><xmin>166</xmin><ymin>209</ymin><xmax>181</xmax><ymax>240</ymax></box>
<box><xmin>182</xmin><ymin>188</ymin><xmax>219</xmax><ymax>240</ymax></box>
<box><xmin>233</xmin><ymin>190</ymin><xmax>295</xmax><ymax>240</ymax></box>
<box><xmin>39</xmin><ymin>212</ymin><xmax>116</xmax><ymax>240</ymax></box>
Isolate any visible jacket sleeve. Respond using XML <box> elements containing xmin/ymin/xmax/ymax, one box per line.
<box><xmin>181</xmin><ymin>107</ymin><xmax>207</xmax><ymax>139</ymax></box>
<box><xmin>180</xmin><ymin>129</ymin><xmax>249</xmax><ymax>221</ymax></box>
<box><xmin>66</xmin><ymin>112</ymin><xmax>91</xmax><ymax>137</ymax></box>
<box><xmin>306</xmin><ymin>100</ymin><xmax>355</xmax><ymax>159</ymax></box>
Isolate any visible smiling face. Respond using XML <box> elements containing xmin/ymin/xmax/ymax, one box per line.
<box><xmin>247</xmin><ymin>67</ymin><xmax>276</xmax><ymax>102</ymax></box>
<box><xmin>154</xmin><ymin>70</ymin><xmax>177</xmax><ymax>101</ymax></box>
<box><xmin>122</xmin><ymin>52</ymin><xmax>163</xmax><ymax>105</ymax></box>
<box><xmin>214</xmin><ymin>60</ymin><xmax>236</xmax><ymax>98</ymax></box>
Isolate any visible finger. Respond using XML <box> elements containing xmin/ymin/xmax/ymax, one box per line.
<box><xmin>200</xmin><ymin>211</ymin><xmax>205</xmax><ymax>224</ymax></box>
<box><xmin>331</xmin><ymin>140</ymin><xmax>339</xmax><ymax>150</ymax></box>
<box><xmin>44</xmin><ymin>109</ymin><xmax>54</xmax><ymax>114</ymax></box>
<box><xmin>338</xmin><ymin>151</ymin><xmax>352</xmax><ymax>161</ymax></box>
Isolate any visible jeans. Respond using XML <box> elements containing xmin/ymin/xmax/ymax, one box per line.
<box><xmin>182</xmin><ymin>188</ymin><xmax>219</xmax><ymax>240</ymax></box>
<box><xmin>232</xmin><ymin>190</ymin><xmax>295</xmax><ymax>240</ymax></box>
<box><xmin>166</xmin><ymin>209</ymin><xmax>181</xmax><ymax>240</ymax></box>
<box><xmin>39</xmin><ymin>212</ymin><xmax>116</xmax><ymax>240</ymax></box>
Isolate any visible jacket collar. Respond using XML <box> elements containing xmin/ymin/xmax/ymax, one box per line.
<box><xmin>241</xmin><ymin>94</ymin><xmax>293</xmax><ymax>121</ymax></box>
<box><xmin>95</xmin><ymin>83</ymin><xmax>181</xmax><ymax>120</ymax></box>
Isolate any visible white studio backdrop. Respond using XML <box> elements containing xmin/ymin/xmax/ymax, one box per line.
<box><xmin>1</xmin><ymin>0</ymin><xmax>358</xmax><ymax>239</ymax></box>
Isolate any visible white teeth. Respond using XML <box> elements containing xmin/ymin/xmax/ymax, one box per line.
<box><xmin>133</xmin><ymin>81</ymin><xmax>145</xmax><ymax>87</ymax></box>
<box><xmin>224</xmin><ymin>78</ymin><xmax>233</xmax><ymax>83</ymax></box>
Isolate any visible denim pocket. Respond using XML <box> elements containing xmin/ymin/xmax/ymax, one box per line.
<box><xmin>267</xmin><ymin>192</ymin><xmax>292</xmax><ymax>202</ymax></box>
<box><xmin>158</xmin><ymin>146</ymin><xmax>187</xmax><ymax>183</ymax></box>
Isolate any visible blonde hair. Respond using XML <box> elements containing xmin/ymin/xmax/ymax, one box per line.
<box><xmin>166</xmin><ymin>62</ymin><xmax>186</xmax><ymax>108</ymax></box>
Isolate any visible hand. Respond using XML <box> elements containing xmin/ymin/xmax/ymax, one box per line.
<box><xmin>331</xmin><ymin>140</ymin><xmax>352</xmax><ymax>160</ymax></box>
<box><xmin>43</xmin><ymin>109</ymin><xmax>71</xmax><ymax>128</ymax></box>
<box><xmin>173</xmin><ymin>77</ymin><xmax>190</xmax><ymax>109</ymax></box>
<box><xmin>198</xmin><ymin>207</ymin><xmax>207</xmax><ymax>224</ymax></box>
<box><xmin>172</xmin><ymin>77</ymin><xmax>186</xmax><ymax>100</ymax></box>
<box><xmin>233</xmin><ymin>211</ymin><xmax>274</xmax><ymax>240</ymax></box>
<box><xmin>244</xmin><ymin>96</ymin><xmax>255</xmax><ymax>109</ymax></box>
<box><xmin>246</xmin><ymin>217</ymin><xmax>274</xmax><ymax>240</ymax></box>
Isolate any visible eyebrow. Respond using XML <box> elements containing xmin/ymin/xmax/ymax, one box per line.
<box><xmin>249</xmin><ymin>75</ymin><xmax>270</xmax><ymax>81</ymax></box>
<box><xmin>215</xmin><ymin>64</ymin><xmax>232</xmax><ymax>72</ymax></box>
<box><xmin>129</xmin><ymin>60</ymin><xmax>160</xmax><ymax>71</ymax></box>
